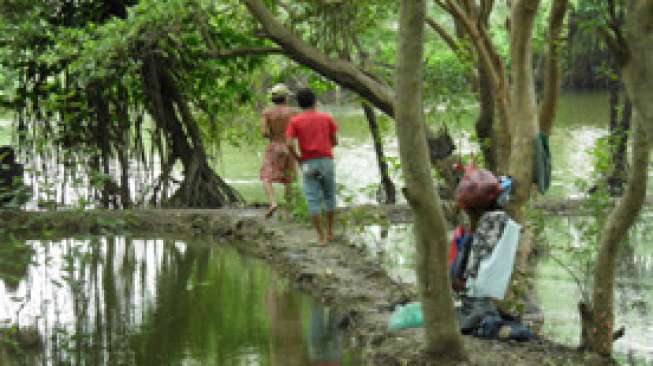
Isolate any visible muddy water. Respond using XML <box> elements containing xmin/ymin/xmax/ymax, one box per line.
<box><xmin>0</xmin><ymin>237</ymin><xmax>361</xmax><ymax>366</ymax></box>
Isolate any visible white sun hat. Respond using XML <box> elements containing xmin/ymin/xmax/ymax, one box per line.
<box><xmin>269</xmin><ymin>83</ymin><xmax>290</xmax><ymax>98</ymax></box>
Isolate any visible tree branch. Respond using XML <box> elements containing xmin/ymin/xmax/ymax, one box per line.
<box><xmin>242</xmin><ymin>0</ymin><xmax>395</xmax><ymax>116</ymax></box>
<box><xmin>444</xmin><ymin>0</ymin><xmax>501</xmax><ymax>89</ymax></box>
<box><xmin>480</xmin><ymin>0</ymin><xmax>495</xmax><ymax>23</ymax></box>
<box><xmin>433</xmin><ymin>0</ymin><xmax>451</xmax><ymax>12</ymax></box>
<box><xmin>425</xmin><ymin>16</ymin><xmax>459</xmax><ymax>53</ymax></box>
<box><xmin>598</xmin><ymin>26</ymin><xmax>628</xmax><ymax>67</ymax></box>
<box><xmin>203</xmin><ymin>47</ymin><xmax>284</xmax><ymax>59</ymax></box>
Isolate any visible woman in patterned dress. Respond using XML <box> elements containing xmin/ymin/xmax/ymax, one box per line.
<box><xmin>260</xmin><ymin>84</ymin><xmax>297</xmax><ymax>217</ymax></box>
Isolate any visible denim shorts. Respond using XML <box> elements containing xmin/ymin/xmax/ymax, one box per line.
<box><xmin>300</xmin><ymin>158</ymin><xmax>336</xmax><ymax>215</ymax></box>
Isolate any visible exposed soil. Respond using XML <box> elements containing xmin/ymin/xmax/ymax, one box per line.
<box><xmin>1</xmin><ymin>208</ymin><xmax>618</xmax><ymax>366</ymax></box>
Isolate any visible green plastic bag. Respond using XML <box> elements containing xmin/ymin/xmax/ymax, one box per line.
<box><xmin>388</xmin><ymin>302</ymin><xmax>424</xmax><ymax>331</ymax></box>
<box><xmin>533</xmin><ymin>132</ymin><xmax>551</xmax><ymax>194</ymax></box>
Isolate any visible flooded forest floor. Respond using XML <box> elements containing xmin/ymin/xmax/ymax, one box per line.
<box><xmin>1</xmin><ymin>208</ymin><xmax>616</xmax><ymax>366</ymax></box>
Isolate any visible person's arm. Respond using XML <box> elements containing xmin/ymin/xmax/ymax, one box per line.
<box><xmin>287</xmin><ymin>138</ymin><xmax>300</xmax><ymax>161</ymax></box>
<box><xmin>329</xmin><ymin>117</ymin><xmax>338</xmax><ymax>146</ymax></box>
<box><xmin>260</xmin><ymin>113</ymin><xmax>270</xmax><ymax>138</ymax></box>
<box><xmin>330</xmin><ymin>132</ymin><xmax>338</xmax><ymax>147</ymax></box>
<box><xmin>285</xmin><ymin>119</ymin><xmax>300</xmax><ymax>161</ymax></box>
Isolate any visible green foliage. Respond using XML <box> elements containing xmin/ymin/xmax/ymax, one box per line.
<box><xmin>288</xmin><ymin>181</ymin><xmax>310</xmax><ymax>222</ymax></box>
<box><xmin>269</xmin><ymin>0</ymin><xmax>398</xmax><ymax>60</ymax></box>
<box><xmin>0</xmin><ymin>0</ymin><xmax>273</xmax><ymax>207</ymax></box>
<box><xmin>423</xmin><ymin>43</ymin><xmax>475</xmax><ymax>113</ymax></box>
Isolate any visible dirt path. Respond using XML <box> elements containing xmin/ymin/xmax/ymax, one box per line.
<box><xmin>1</xmin><ymin>208</ymin><xmax>613</xmax><ymax>365</ymax></box>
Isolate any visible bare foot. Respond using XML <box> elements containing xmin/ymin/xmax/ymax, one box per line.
<box><xmin>265</xmin><ymin>205</ymin><xmax>278</xmax><ymax>218</ymax></box>
<box><xmin>327</xmin><ymin>233</ymin><xmax>334</xmax><ymax>242</ymax></box>
<box><xmin>319</xmin><ymin>235</ymin><xmax>327</xmax><ymax>246</ymax></box>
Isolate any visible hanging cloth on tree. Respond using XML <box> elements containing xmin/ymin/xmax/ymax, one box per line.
<box><xmin>533</xmin><ymin>132</ymin><xmax>551</xmax><ymax>194</ymax></box>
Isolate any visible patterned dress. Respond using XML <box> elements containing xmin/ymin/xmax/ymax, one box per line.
<box><xmin>466</xmin><ymin>210</ymin><xmax>509</xmax><ymax>279</ymax></box>
<box><xmin>259</xmin><ymin>105</ymin><xmax>297</xmax><ymax>183</ymax></box>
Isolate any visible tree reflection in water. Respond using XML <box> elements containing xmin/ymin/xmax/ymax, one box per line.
<box><xmin>0</xmin><ymin>237</ymin><xmax>358</xmax><ymax>366</ymax></box>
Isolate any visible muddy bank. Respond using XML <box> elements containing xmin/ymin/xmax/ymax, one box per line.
<box><xmin>1</xmin><ymin>209</ymin><xmax>615</xmax><ymax>365</ymax></box>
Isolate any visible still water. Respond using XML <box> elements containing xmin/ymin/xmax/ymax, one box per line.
<box><xmin>0</xmin><ymin>237</ymin><xmax>361</xmax><ymax>366</ymax></box>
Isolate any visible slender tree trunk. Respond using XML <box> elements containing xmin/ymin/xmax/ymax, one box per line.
<box><xmin>476</xmin><ymin>62</ymin><xmax>497</xmax><ymax>172</ymax></box>
<box><xmin>580</xmin><ymin>2</ymin><xmax>653</xmax><ymax>356</ymax></box>
<box><xmin>607</xmin><ymin>84</ymin><xmax>630</xmax><ymax>196</ymax></box>
<box><xmin>539</xmin><ymin>0</ymin><xmax>568</xmax><ymax>136</ymax></box>
<box><xmin>362</xmin><ymin>103</ymin><xmax>396</xmax><ymax>204</ymax></box>
<box><xmin>91</xmin><ymin>87</ymin><xmax>114</xmax><ymax>209</ymax></box>
<box><xmin>621</xmin><ymin>3</ymin><xmax>653</xmax><ymax>144</ymax></box>
<box><xmin>581</xmin><ymin>114</ymin><xmax>649</xmax><ymax>355</ymax></box>
<box><xmin>117</xmin><ymin>86</ymin><xmax>132</xmax><ymax>208</ymax></box>
<box><xmin>396</xmin><ymin>0</ymin><xmax>466</xmax><ymax>359</ymax></box>
<box><xmin>506</xmin><ymin>0</ymin><xmax>540</xmax><ymax>223</ymax></box>
<box><xmin>475</xmin><ymin>4</ymin><xmax>498</xmax><ymax>173</ymax></box>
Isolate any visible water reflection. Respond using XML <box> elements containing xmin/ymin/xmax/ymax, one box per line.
<box><xmin>266</xmin><ymin>274</ymin><xmax>345</xmax><ymax>366</ymax></box>
<box><xmin>0</xmin><ymin>237</ymin><xmax>359</xmax><ymax>366</ymax></box>
<box><xmin>307</xmin><ymin>306</ymin><xmax>342</xmax><ymax>366</ymax></box>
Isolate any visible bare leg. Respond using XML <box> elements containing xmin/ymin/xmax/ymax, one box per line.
<box><xmin>283</xmin><ymin>182</ymin><xmax>292</xmax><ymax>207</ymax></box>
<box><xmin>311</xmin><ymin>213</ymin><xmax>326</xmax><ymax>245</ymax></box>
<box><xmin>263</xmin><ymin>181</ymin><xmax>277</xmax><ymax>217</ymax></box>
<box><xmin>282</xmin><ymin>182</ymin><xmax>292</xmax><ymax>220</ymax></box>
<box><xmin>326</xmin><ymin>211</ymin><xmax>335</xmax><ymax>241</ymax></box>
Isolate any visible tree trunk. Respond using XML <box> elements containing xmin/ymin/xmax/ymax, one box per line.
<box><xmin>141</xmin><ymin>56</ymin><xmax>242</xmax><ymax>208</ymax></box>
<box><xmin>621</xmin><ymin>3</ymin><xmax>653</xmax><ymax>146</ymax></box>
<box><xmin>474</xmin><ymin>4</ymin><xmax>497</xmax><ymax>173</ymax></box>
<box><xmin>91</xmin><ymin>86</ymin><xmax>115</xmax><ymax>209</ymax></box>
<box><xmin>395</xmin><ymin>0</ymin><xmax>466</xmax><ymax>359</ymax></box>
<box><xmin>607</xmin><ymin>84</ymin><xmax>630</xmax><ymax>196</ymax></box>
<box><xmin>475</xmin><ymin>62</ymin><xmax>497</xmax><ymax>172</ymax></box>
<box><xmin>117</xmin><ymin>85</ymin><xmax>132</xmax><ymax>208</ymax></box>
<box><xmin>581</xmin><ymin>114</ymin><xmax>649</xmax><ymax>355</ymax></box>
<box><xmin>362</xmin><ymin>103</ymin><xmax>396</xmax><ymax>204</ymax></box>
<box><xmin>506</xmin><ymin>0</ymin><xmax>540</xmax><ymax>223</ymax></box>
<box><xmin>539</xmin><ymin>0</ymin><xmax>568</xmax><ymax>136</ymax></box>
<box><xmin>580</xmin><ymin>2</ymin><xmax>653</xmax><ymax>356</ymax></box>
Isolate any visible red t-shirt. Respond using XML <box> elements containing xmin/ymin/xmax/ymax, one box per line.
<box><xmin>286</xmin><ymin>110</ymin><xmax>337</xmax><ymax>160</ymax></box>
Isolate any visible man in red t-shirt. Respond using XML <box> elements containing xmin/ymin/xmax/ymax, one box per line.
<box><xmin>286</xmin><ymin>88</ymin><xmax>338</xmax><ymax>245</ymax></box>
